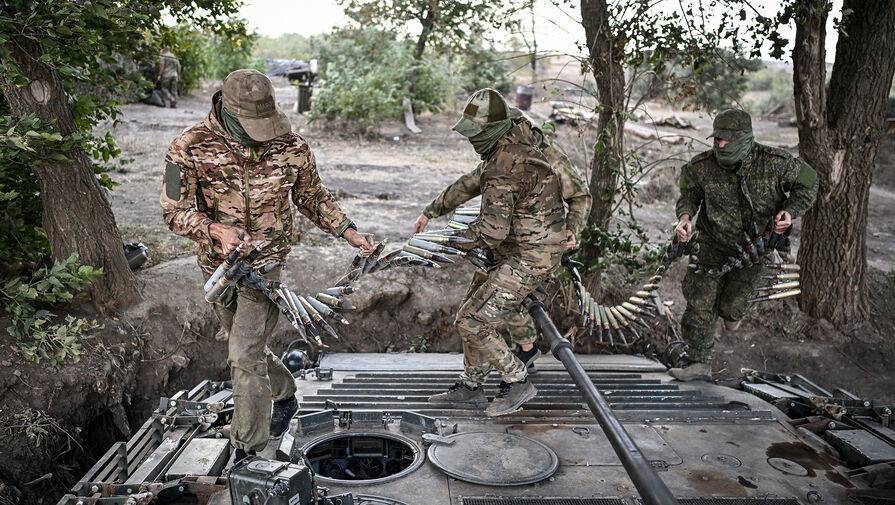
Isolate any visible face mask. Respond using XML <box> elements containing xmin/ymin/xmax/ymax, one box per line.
<box><xmin>221</xmin><ymin>106</ymin><xmax>262</xmax><ymax>148</ymax></box>
<box><xmin>468</xmin><ymin>119</ymin><xmax>513</xmax><ymax>159</ymax></box>
<box><xmin>713</xmin><ymin>132</ymin><xmax>753</xmax><ymax>169</ymax></box>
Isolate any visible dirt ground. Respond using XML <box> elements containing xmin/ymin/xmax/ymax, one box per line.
<box><xmin>1</xmin><ymin>60</ymin><xmax>894</xmax><ymax>504</ymax></box>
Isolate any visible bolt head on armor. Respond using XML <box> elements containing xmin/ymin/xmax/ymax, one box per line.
<box><xmin>222</xmin><ymin>69</ymin><xmax>291</xmax><ymax>142</ymax></box>
<box><xmin>452</xmin><ymin>88</ymin><xmax>510</xmax><ymax>137</ymax></box>
<box><xmin>708</xmin><ymin>108</ymin><xmax>752</xmax><ymax>141</ymax></box>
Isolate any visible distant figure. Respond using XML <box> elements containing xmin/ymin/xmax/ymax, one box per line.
<box><xmin>671</xmin><ymin>109</ymin><xmax>818</xmax><ymax>381</ymax></box>
<box><xmin>157</xmin><ymin>47</ymin><xmax>181</xmax><ymax>108</ymax></box>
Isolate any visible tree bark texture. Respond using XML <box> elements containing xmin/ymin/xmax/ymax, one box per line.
<box><xmin>407</xmin><ymin>2</ymin><xmax>437</xmax><ymax>93</ymax></box>
<box><xmin>0</xmin><ymin>35</ymin><xmax>142</xmax><ymax>313</ymax></box>
<box><xmin>580</xmin><ymin>0</ymin><xmax>626</xmax><ymax>267</ymax></box>
<box><xmin>794</xmin><ymin>0</ymin><xmax>895</xmax><ymax>324</ymax></box>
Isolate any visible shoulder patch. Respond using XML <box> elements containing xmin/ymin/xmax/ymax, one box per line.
<box><xmin>796</xmin><ymin>161</ymin><xmax>817</xmax><ymax>188</ymax></box>
<box><xmin>165</xmin><ymin>162</ymin><xmax>182</xmax><ymax>200</ymax></box>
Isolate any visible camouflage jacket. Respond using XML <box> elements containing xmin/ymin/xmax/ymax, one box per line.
<box><xmin>676</xmin><ymin>142</ymin><xmax>818</xmax><ymax>256</ymax></box>
<box><xmin>424</xmin><ymin>120</ymin><xmax>591</xmax><ymax>235</ymax></box>
<box><xmin>160</xmin><ymin>92</ymin><xmax>352</xmax><ymax>274</ymax></box>
<box><xmin>159</xmin><ymin>52</ymin><xmax>180</xmax><ymax>79</ymax></box>
<box><xmin>458</xmin><ymin>122</ymin><xmax>567</xmax><ymax>274</ymax></box>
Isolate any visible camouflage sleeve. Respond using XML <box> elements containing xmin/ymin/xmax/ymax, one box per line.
<box><xmin>675</xmin><ymin>161</ymin><xmax>703</xmax><ymax>219</ymax></box>
<box><xmin>547</xmin><ymin>146</ymin><xmax>591</xmax><ymax>235</ymax></box>
<box><xmin>160</xmin><ymin>140</ymin><xmax>212</xmax><ymax>243</ymax></box>
<box><xmin>423</xmin><ymin>163</ymin><xmax>483</xmax><ymax>219</ymax></box>
<box><xmin>291</xmin><ymin>147</ymin><xmax>352</xmax><ymax>237</ymax></box>
<box><xmin>465</xmin><ymin>153</ymin><xmax>522</xmax><ymax>250</ymax></box>
<box><xmin>779</xmin><ymin>158</ymin><xmax>818</xmax><ymax>218</ymax></box>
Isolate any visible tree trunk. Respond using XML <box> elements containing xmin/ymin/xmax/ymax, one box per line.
<box><xmin>580</xmin><ymin>0</ymin><xmax>626</xmax><ymax>268</ymax></box>
<box><xmin>0</xmin><ymin>35</ymin><xmax>142</xmax><ymax>313</ymax></box>
<box><xmin>794</xmin><ymin>0</ymin><xmax>895</xmax><ymax>324</ymax></box>
<box><xmin>407</xmin><ymin>2</ymin><xmax>437</xmax><ymax>92</ymax></box>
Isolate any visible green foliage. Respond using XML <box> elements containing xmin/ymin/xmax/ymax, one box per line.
<box><xmin>254</xmin><ymin>33</ymin><xmax>311</xmax><ymax>60</ymax></box>
<box><xmin>456</xmin><ymin>44</ymin><xmax>512</xmax><ymax>93</ymax></box>
<box><xmin>744</xmin><ymin>67</ymin><xmax>794</xmax><ymax>115</ymax></box>
<box><xmin>578</xmin><ymin>223</ymin><xmax>664</xmax><ymax>281</ymax></box>
<box><xmin>1</xmin><ymin>253</ymin><xmax>104</xmax><ymax>367</ymax></box>
<box><xmin>308</xmin><ymin>28</ymin><xmax>453</xmax><ymax>128</ymax></box>
<box><xmin>666</xmin><ymin>52</ymin><xmax>764</xmax><ymax>111</ymax></box>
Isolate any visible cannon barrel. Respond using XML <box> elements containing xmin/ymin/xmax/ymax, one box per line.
<box><xmin>523</xmin><ymin>293</ymin><xmax>680</xmax><ymax>505</ymax></box>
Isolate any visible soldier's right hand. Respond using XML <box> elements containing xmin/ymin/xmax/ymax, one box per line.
<box><xmin>675</xmin><ymin>215</ymin><xmax>693</xmax><ymax>242</ymax></box>
<box><xmin>413</xmin><ymin>214</ymin><xmax>429</xmax><ymax>234</ymax></box>
<box><xmin>209</xmin><ymin>223</ymin><xmax>251</xmax><ymax>254</ymax></box>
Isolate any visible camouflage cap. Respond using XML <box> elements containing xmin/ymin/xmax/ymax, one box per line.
<box><xmin>452</xmin><ymin>88</ymin><xmax>509</xmax><ymax>137</ymax></box>
<box><xmin>222</xmin><ymin>69</ymin><xmax>291</xmax><ymax>142</ymax></box>
<box><xmin>708</xmin><ymin>108</ymin><xmax>752</xmax><ymax>140</ymax></box>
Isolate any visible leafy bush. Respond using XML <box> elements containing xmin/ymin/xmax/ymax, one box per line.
<box><xmin>455</xmin><ymin>44</ymin><xmax>512</xmax><ymax>93</ymax></box>
<box><xmin>308</xmin><ymin>27</ymin><xmax>454</xmax><ymax>128</ymax></box>
<box><xmin>744</xmin><ymin>67</ymin><xmax>793</xmax><ymax>114</ymax></box>
<box><xmin>254</xmin><ymin>33</ymin><xmax>311</xmax><ymax>60</ymax></box>
<box><xmin>666</xmin><ymin>52</ymin><xmax>764</xmax><ymax>111</ymax></box>
<box><xmin>2</xmin><ymin>254</ymin><xmax>104</xmax><ymax>367</ymax></box>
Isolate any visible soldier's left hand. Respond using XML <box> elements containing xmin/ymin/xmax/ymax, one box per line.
<box><xmin>774</xmin><ymin>210</ymin><xmax>792</xmax><ymax>233</ymax></box>
<box><xmin>344</xmin><ymin>228</ymin><xmax>375</xmax><ymax>256</ymax></box>
<box><xmin>564</xmin><ymin>230</ymin><xmax>576</xmax><ymax>250</ymax></box>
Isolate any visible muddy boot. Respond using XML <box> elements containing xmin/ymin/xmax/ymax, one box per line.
<box><xmin>722</xmin><ymin>319</ymin><xmax>741</xmax><ymax>331</ymax></box>
<box><xmin>514</xmin><ymin>345</ymin><xmax>541</xmax><ymax>374</ymax></box>
<box><xmin>427</xmin><ymin>382</ymin><xmax>487</xmax><ymax>406</ymax></box>
<box><xmin>270</xmin><ymin>396</ymin><xmax>298</xmax><ymax>438</ymax></box>
<box><xmin>669</xmin><ymin>362</ymin><xmax>713</xmax><ymax>382</ymax></box>
<box><xmin>484</xmin><ymin>379</ymin><xmax>537</xmax><ymax>417</ymax></box>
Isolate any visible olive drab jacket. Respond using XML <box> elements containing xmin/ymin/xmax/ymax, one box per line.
<box><xmin>424</xmin><ymin>119</ymin><xmax>592</xmax><ymax>236</ymax></box>
<box><xmin>455</xmin><ymin>122</ymin><xmax>567</xmax><ymax>275</ymax></box>
<box><xmin>675</xmin><ymin>142</ymin><xmax>818</xmax><ymax>258</ymax></box>
<box><xmin>160</xmin><ymin>92</ymin><xmax>351</xmax><ymax>274</ymax></box>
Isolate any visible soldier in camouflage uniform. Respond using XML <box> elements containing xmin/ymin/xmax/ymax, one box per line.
<box><xmin>414</xmin><ymin>107</ymin><xmax>591</xmax><ymax>372</ymax></box>
<box><xmin>160</xmin><ymin>69</ymin><xmax>374</xmax><ymax>460</ymax></box>
<box><xmin>671</xmin><ymin>109</ymin><xmax>817</xmax><ymax>380</ymax></box>
<box><xmin>424</xmin><ymin>89</ymin><xmax>568</xmax><ymax>416</ymax></box>
<box><xmin>156</xmin><ymin>47</ymin><xmax>181</xmax><ymax>108</ymax></box>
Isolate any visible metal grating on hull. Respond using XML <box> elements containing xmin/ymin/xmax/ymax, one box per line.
<box><xmin>671</xmin><ymin>500</ymin><xmax>802</xmax><ymax>505</ymax></box>
<box><xmin>301</xmin><ymin>371</ymin><xmax>774</xmax><ymax>421</ymax></box>
<box><xmin>462</xmin><ymin>498</ymin><xmax>627</xmax><ymax>505</ymax></box>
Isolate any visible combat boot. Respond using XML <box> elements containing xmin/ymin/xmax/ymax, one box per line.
<box><xmin>722</xmin><ymin>319</ymin><xmax>741</xmax><ymax>331</ymax></box>
<box><xmin>233</xmin><ymin>448</ymin><xmax>256</xmax><ymax>465</ymax></box>
<box><xmin>484</xmin><ymin>379</ymin><xmax>537</xmax><ymax>417</ymax></box>
<box><xmin>428</xmin><ymin>382</ymin><xmax>487</xmax><ymax>406</ymax></box>
<box><xmin>514</xmin><ymin>345</ymin><xmax>541</xmax><ymax>374</ymax></box>
<box><xmin>270</xmin><ymin>396</ymin><xmax>298</xmax><ymax>438</ymax></box>
<box><xmin>669</xmin><ymin>362</ymin><xmax>713</xmax><ymax>382</ymax></box>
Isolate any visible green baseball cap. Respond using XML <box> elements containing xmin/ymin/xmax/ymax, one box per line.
<box><xmin>709</xmin><ymin>108</ymin><xmax>752</xmax><ymax>141</ymax></box>
<box><xmin>222</xmin><ymin>69</ymin><xmax>291</xmax><ymax>142</ymax></box>
<box><xmin>452</xmin><ymin>88</ymin><xmax>509</xmax><ymax>137</ymax></box>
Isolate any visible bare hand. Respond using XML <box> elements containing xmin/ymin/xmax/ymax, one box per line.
<box><xmin>674</xmin><ymin>215</ymin><xmax>693</xmax><ymax>242</ymax></box>
<box><xmin>344</xmin><ymin>228</ymin><xmax>375</xmax><ymax>256</ymax></box>
<box><xmin>774</xmin><ymin>210</ymin><xmax>792</xmax><ymax>233</ymax></box>
<box><xmin>209</xmin><ymin>223</ymin><xmax>250</xmax><ymax>254</ymax></box>
<box><xmin>413</xmin><ymin>214</ymin><xmax>429</xmax><ymax>234</ymax></box>
<box><xmin>564</xmin><ymin>229</ymin><xmax>576</xmax><ymax>250</ymax></box>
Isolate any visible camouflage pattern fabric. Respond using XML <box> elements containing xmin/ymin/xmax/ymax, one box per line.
<box><xmin>202</xmin><ymin>269</ymin><xmax>297</xmax><ymax>452</ymax></box>
<box><xmin>676</xmin><ymin>142</ymin><xmax>818</xmax><ymax>258</ymax></box>
<box><xmin>158</xmin><ymin>76</ymin><xmax>178</xmax><ymax>107</ymax></box>
<box><xmin>464</xmin><ymin>269</ymin><xmax>538</xmax><ymax>348</ymax></box>
<box><xmin>160</xmin><ymin>52</ymin><xmax>180</xmax><ymax>79</ymax></box>
<box><xmin>424</xmin><ymin>119</ymin><xmax>592</xmax><ymax>235</ymax></box>
<box><xmin>675</xmin><ymin>140</ymin><xmax>817</xmax><ymax>363</ymax></box>
<box><xmin>455</xmin><ymin>122</ymin><xmax>567</xmax><ymax>275</ymax></box>
<box><xmin>457</xmin><ymin>263</ymin><xmax>545</xmax><ymax>387</ymax></box>
<box><xmin>160</xmin><ymin>91</ymin><xmax>351</xmax><ymax>275</ymax></box>
<box><xmin>679</xmin><ymin>245</ymin><xmax>765</xmax><ymax>363</ymax></box>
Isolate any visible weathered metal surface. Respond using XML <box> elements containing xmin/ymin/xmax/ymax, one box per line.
<box><xmin>827</xmin><ymin>429</ymin><xmax>895</xmax><ymax>467</ymax></box>
<box><xmin>427</xmin><ymin>432</ymin><xmax>559</xmax><ymax>486</ymax></box>
<box><xmin>166</xmin><ymin>438</ymin><xmax>230</xmax><ymax>479</ymax></box>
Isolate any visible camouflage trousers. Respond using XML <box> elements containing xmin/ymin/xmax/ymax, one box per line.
<box><xmin>680</xmin><ymin>245</ymin><xmax>764</xmax><ymax>363</ymax></box>
<box><xmin>203</xmin><ymin>268</ymin><xmax>296</xmax><ymax>452</ymax></box>
<box><xmin>455</xmin><ymin>263</ymin><xmax>545</xmax><ymax>388</ymax></box>
<box><xmin>159</xmin><ymin>76</ymin><xmax>178</xmax><ymax>107</ymax></box>
<box><xmin>466</xmin><ymin>269</ymin><xmax>538</xmax><ymax>347</ymax></box>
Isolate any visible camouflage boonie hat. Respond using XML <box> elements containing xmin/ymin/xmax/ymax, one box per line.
<box><xmin>222</xmin><ymin>69</ymin><xmax>291</xmax><ymax>142</ymax></box>
<box><xmin>452</xmin><ymin>88</ymin><xmax>509</xmax><ymax>137</ymax></box>
<box><xmin>709</xmin><ymin>108</ymin><xmax>752</xmax><ymax>141</ymax></box>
